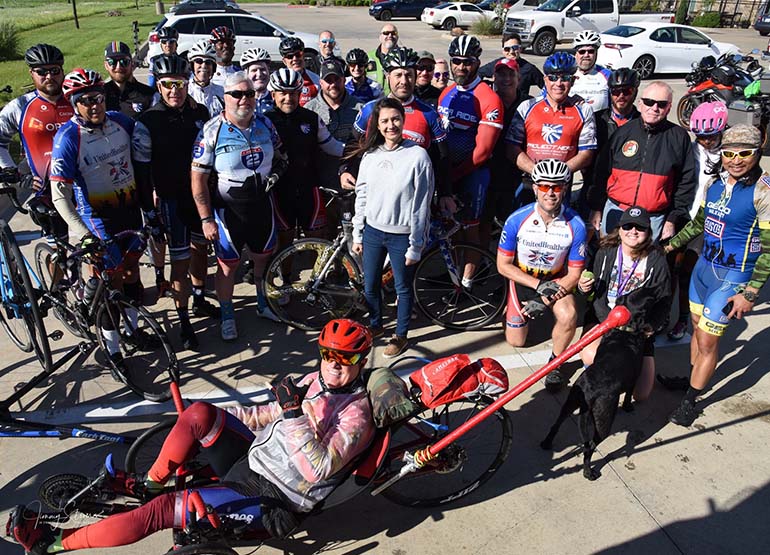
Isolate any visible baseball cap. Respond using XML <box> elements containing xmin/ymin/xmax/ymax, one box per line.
<box><xmin>320</xmin><ymin>59</ymin><xmax>344</xmax><ymax>79</ymax></box>
<box><xmin>495</xmin><ymin>58</ymin><xmax>519</xmax><ymax>72</ymax></box>
<box><xmin>105</xmin><ymin>41</ymin><xmax>131</xmax><ymax>59</ymax></box>
<box><xmin>722</xmin><ymin>124</ymin><xmax>762</xmax><ymax>149</ymax></box>
<box><xmin>417</xmin><ymin>50</ymin><xmax>435</xmax><ymax>63</ymax></box>
<box><xmin>619</xmin><ymin>206</ymin><xmax>651</xmax><ymax>229</ymax></box>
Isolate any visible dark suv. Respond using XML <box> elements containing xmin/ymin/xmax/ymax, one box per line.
<box><xmin>369</xmin><ymin>0</ymin><xmax>441</xmax><ymax>21</ymax></box>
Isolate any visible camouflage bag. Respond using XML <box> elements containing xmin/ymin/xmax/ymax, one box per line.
<box><xmin>366</xmin><ymin>367</ymin><xmax>419</xmax><ymax>428</ymax></box>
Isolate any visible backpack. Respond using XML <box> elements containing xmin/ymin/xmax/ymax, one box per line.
<box><xmin>409</xmin><ymin>354</ymin><xmax>508</xmax><ymax>409</ymax></box>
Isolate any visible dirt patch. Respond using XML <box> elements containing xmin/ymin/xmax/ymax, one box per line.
<box><xmin>720</xmin><ymin>394</ymin><xmax>770</xmax><ymax>424</ymax></box>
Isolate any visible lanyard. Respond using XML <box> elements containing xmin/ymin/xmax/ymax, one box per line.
<box><xmin>615</xmin><ymin>246</ymin><xmax>640</xmax><ymax>298</ymax></box>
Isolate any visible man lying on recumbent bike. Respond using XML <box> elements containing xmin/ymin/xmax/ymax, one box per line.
<box><xmin>6</xmin><ymin>319</ymin><xmax>376</xmax><ymax>554</ymax></box>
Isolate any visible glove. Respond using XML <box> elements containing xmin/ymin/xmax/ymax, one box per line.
<box><xmin>536</xmin><ymin>280</ymin><xmax>563</xmax><ymax>300</ymax></box>
<box><xmin>522</xmin><ymin>297</ymin><xmax>547</xmax><ymax>320</ymax></box>
<box><xmin>264</xmin><ymin>173</ymin><xmax>280</xmax><ymax>193</ymax></box>
<box><xmin>143</xmin><ymin>209</ymin><xmax>166</xmax><ymax>243</ymax></box>
<box><xmin>0</xmin><ymin>167</ymin><xmax>21</xmax><ymax>184</ymax></box>
<box><xmin>79</xmin><ymin>234</ymin><xmax>105</xmax><ymax>253</ymax></box>
<box><xmin>272</xmin><ymin>376</ymin><xmax>309</xmax><ymax>419</ymax></box>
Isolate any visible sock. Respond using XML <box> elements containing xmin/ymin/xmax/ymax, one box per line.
<box><xmin>255</xmin><ymin>279</ymin><xmax>267</xmax><ymax>311</ymax></box>
<box><xmin>143</xmin><ymin>474</ymin><xmax>165</xmax><ymax>492</ymax></box>
<box><xmin>154</xmin><ymin>265</ymin><xmax>165</xmax><ymax>283</ymax></box>
<box><xmin>124</xmin><ymin>307</ymin><xmax>139</xmax><ymax>334</ymax></box>
<box><xmin>48</xmin><ymin>529</ymin><xmax>64</xmax><ymax>552</ymax></box>
<box><xmin>461</xmin><ymin>277</ymin><xmax>473</xmax><ymax>289</ymax></box>
<box><xmin>683</xmin><ymin>386</ymin><xmax>702</xmax><ymax>404</ymax></box>
<box><xmin>220</xmin><ymin>300</ymin><xmax>235</xmax><ymax>320</ymax></box>
<box><xmin>549</xmin><ymin>352</ymin><xmax>557</xmax><ymax>362</ymax></box>
<box><xmin>101</xmin><ymin>328</ymin><xmax>120</xmax><ymax>355</ymax></box>
<box><xmin>192</xmin><ymin>286</ymin><xmax>204</xmax><ymax>304</ymax></box>
<box><xmin>177</xmin><ymin>307</ymin><xmax>191</xmax><ymax>329</ymax></box>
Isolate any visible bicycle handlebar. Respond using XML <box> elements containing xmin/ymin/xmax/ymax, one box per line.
<box><xmin>319</xmin><ymin>186</ymin><xmax>355</xmax><ymax>200</ymax></box>
<box><xmin>0</xmin><ymin>186</ymin><xmax>28</xmax><ymax>215</ymax></box>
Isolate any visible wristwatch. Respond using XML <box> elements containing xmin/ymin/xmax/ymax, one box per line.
<box><xmin>743</xmin><ymin>289</ymin><xmax>758</xmax><ymax>303</ymax></box>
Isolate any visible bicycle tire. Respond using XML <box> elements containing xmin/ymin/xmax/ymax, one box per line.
<box><xmin>0</xmin><ymin>220</ymin><xmax>52</xmax><ymax>370</ymax></box>
<box><xmin>96</xmin><ymin>299</ymin><xmax>179</xmax><ymax>402</ymax></box>
<box><xmin>33</xmin><ymin>242</ymin><xmax>89</xmax><ymax>338</ymax></box>
<box><xmin>39</xmin><ymin>472</ymin><xmax>139</xmax><ymax>517</ymax></box>
<box><xmin>163</xmin><ymin>545</ymin><xmax>238</xmax><ymax>555</ymax></box>
<box><xmin>380</xmin><ymin>398</ymin><xmax>512</xmax><ymax>507</ymax></box>
<box><xmin>263</xmin><ymin>238</ymin><xmax>363</xmax><ymax>331</ymax></box>
<box><xmin>413</xmin><ymin>242</ymin><xmax>506</xmax><ymax>331</ymax></box>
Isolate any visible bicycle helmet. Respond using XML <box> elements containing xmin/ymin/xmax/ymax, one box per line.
<box><xmin>689</xmin><ymin>101</ymin><xmax>728</xmax><ymax>137</ymax></box>
<box><xmin>152</xmin><ymin>54</ymin><xmax>190</xmax><ymax>77</ymax></box>
<box><xmin>531</xmin><ymin>159</ymin><xmax>572</xmax><ymax>184</ymax></box>
<box><xmin>448</xmin><ymin>35</ymin><xmax>482</xmax><ymax>59</ymax></box>
<box><xmin>25</xmin><ymin>44</ymin><xmax>64</xmax><ymax>68</ymax></box>
<box><xmin>608</xmin><ymin>67</ymin><xmax>640</xmax><ymax>89</ymax></box>
<box><xmin>319</xmin><ymin>319</ymin><xmax>372</xmax><ymax>355</ymax></box>
<box><xmin>187</xmin><ymin>40</ymin><xmax>217</xmax><ymax>62</ymax></box>
<box><xmin>210</xmin><ymin>26</ymin><xmax>235</xmax><ymax>42</ymax></box>
<box><xmin>346</xmin><ymin>48</ymin><xmax>369</xmax><ymax>66</ymax></box>
<box><xmin>711</xmin><ymin>65</ymin><xmax>737</xmax><ymax>87</ymax></box>
<box><xmin>240</xmin><ymin>48</ymin><xmax>271</xmax><ymax>68</ymax></box>
<box><xmin>268</xmin><ymin>68</ymin><xmax>303</xmax><ymax>92</ymax></box>
<box><xmin>382</xmin><ymin>47</ymin><xmax>419</xmax><ymax>71</ymax></box>
<box><xmin>62</xmin><ymin>68</ymin><xmax>104</xmax><ymax>103</ymax></box>
<box><xmin>157</xmin><ymin>27</ymin><xmax>179</xmax><ymax>41</ymax></box>
<box><xmin>279</xmin><ymin>36</ymin><xmax>305</xmax><ymax>56</ymax></box>
<box><xmin>543</xmin><ymin>52</ymin><xmax>577</xmax><ymax>75</ymax></box>
<box><xmin>573</xmin><ymin>30</ymin><xmax>601</xmax><ymax>49</ymax></box>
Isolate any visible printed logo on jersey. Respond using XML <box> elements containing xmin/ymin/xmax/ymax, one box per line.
<box><xmin>108</xmin><ymin>157</ymin><xmax>131</xmax><ymax>182</ymax></box>
<box><xmin>240</xmin><ymin>147</ymin><xmax>264</xmax><ymax>170</ymax></box>
<box><xmin>50</xmin><ymin>158</ymin><xmax>66</xmax><ymax>178</ymax></box>
<box><xmin>761</xmin><ymin>175</ymin><xmax>770</xmax><ymax>189</ymax></box>
<box><xmin>541</xmin><ymin>124</ymin><xmax>563</xmax><ymax>144</ymax></box>
<box><xmin>300</xmin><ymin>123</ymin><xmax>311</xmax><ymax>135</ymax></box>
<box><xmin>527</xmin><ymin>250</ymin><xmax>555</xmax><ymax>266</ymax></box>
<box><xmin>750</xmin><ymin>236</ymin><xmax>761</xmax><ymax>253</ymax></box>
<box><xmin>707</xmin><ymin>200</ymin><xmax>731</xmax><ymax>217</ymax></box>
<box><xmin>402</xmin><ymin>129</ymin><xmax>426</xmax><ymax>145</ymax></box>
<box><xmin>486</xmin><ymin>108</ymin><xmax>500</xmax><ymax>122</ymax></box>
<box><xmin>40</xmin><ymin>104</ymin><xmax>48</xmax><ymax>112</ymax></box>
<box><xmin>703</xmin><ymin>307</ymin><xmax>711</xmax><ymax>316</ymax></box>
<box><xmin>132</xmin><ymin>103</ymin><xmax>144</xmax><ymax>113</ymax></box>
<box><xmin>704</xmin><ymin>216</ymin><xmax>725</xmax><ymax>238</ymax></box>
<box><xmin>578</xmin><ymin>241</ymin><xmax>586</xmax><ymax>257</ymax></box>
<box><xmin>193</xmin><ymin>142</ymin><xmax>205</xmax><ymax>159</ymax></box>
<box><xmin>622</xmin><ymin>141</ymin><xmax>638</xmax><ymax>157</ymax></box>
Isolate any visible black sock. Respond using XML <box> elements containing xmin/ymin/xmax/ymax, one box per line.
<box><xmin>154</xmin><ymin>265</ymin><xmax>165</xmax><ymax>283</ymax></box>
<box><xmin>549</xmin><ymin>352</ymin><xmax>556</xmax><ymax>362</ymax></box>
<box><xmin>177</xmin><ymin>307</ymin><xmax>192</xmax><ymax>329</ymax></box>
<box><xmin>683</xmin><ymin>386</ymin><xmax>701</xmax><ymax>404</ymax></box>
<box><xmin>192</xmin><ymin>287</ymin><xmax>204</xmax><ymax>304</ymax></box>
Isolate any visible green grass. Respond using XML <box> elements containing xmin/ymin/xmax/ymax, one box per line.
<box><xmin>0</xmin><ymin>0</ymin><xmax>157</xmax><ymax>32</ymax></box>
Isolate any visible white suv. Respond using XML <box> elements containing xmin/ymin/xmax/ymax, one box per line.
<box><xmin>146</xmin><ymin>9</ymin><xmax>335</xmax><ymax>65</ymax></box>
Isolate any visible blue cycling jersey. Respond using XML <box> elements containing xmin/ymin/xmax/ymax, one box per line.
<box><xmin>344</xmin><ymin>76</ymin><xmax>383</xmax><ymax>104</ymax></box>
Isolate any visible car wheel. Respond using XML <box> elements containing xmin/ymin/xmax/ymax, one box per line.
<box><xmin>632</xmin><ymin>55</ymin><xmax>655</xmax><ymax>80</ymax></box>
<box><xmin>442</xmin><ymin>17</ymin><xmax>456</xmax><ymax>30</ymax></box>
<box><xmin>380</xmin><ymin>9</ymin><xmax>392</xmax><ymax>20</ymax></box>
<box><xmin>761</xmin><ymin>31</ymin><xmax>769</xmax><ymax>37</ymax></box>
<box><xmin>532</xmin><ymin>30</ymin><xmax>556</xmax><ymax>56</ymax></box>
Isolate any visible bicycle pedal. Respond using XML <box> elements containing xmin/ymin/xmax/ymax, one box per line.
<box><xmin>48</xmin><ymin>330</ymin><xmax>64</xmax><ymax>341</ymax></box>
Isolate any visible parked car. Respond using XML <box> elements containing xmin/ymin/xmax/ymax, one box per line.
<box><xmin>146</xmin><ymin>10</ymin><xmax>335</xmax><ymax>65</ymax></box>
<box><xmin>754</xmin><ymin>5</ymin><xmax>770</xmax><ymax>36</ymax></box>
<box><xmin>169</xmin><ymin>0</ymin><xmax>240</xmax><ymax>14</ymax></box>
<box><xmin>369</xmin><ymin>0</ymin><xmax>441</xmax><ymax>21</ymax></box>
<box><xmin>596</xmin><ymin>22</ymin><xmax>740</xmax><ymax>80</ymax></box>
<box><xmin>421</xmin><ymin>2</ymin><xmax>500</xmax><ymax>30</ymax></box>
<box><xmin>503</xmin><ymin>0</ymin><xmax>674</xmax><ymax>56</ymax></box>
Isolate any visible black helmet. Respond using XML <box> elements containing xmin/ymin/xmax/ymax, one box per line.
<box><xmin>157</xmin><ymin>27</ymin><xmax>180</xmax><ymax>41</ymax></box>
<box><xmin>152</xmin><ymin>54</ymin><xmax>190</xmax><ymax>77</ymax></box>
<box><xmin>346</xmin><ymin>48</ymin><xmax>369</xmax><ymax>66</ymax></box>
<box><xmin>279</xmin><ymin>36</ymin><xmax>305</xmax><ymax>57</ymax></box>
<box><xmin>712</xmin><ymin>65</ymin><xmax>736</xmax><ymax>86</ymax></box>
<box><xmin>608</xmin><ymin>68</ymin><xmax>639</xmax><ymax>89</ymax></box>
<box><xmin>448</xmin><ymin>35</ymin><xmax>482</xmax><ymax>59</ymax></box>
<box><xmin>25</xmin><ymin>44</ymin><xmax>64</xmax><ymax>68</ymax></box>
<box><xmin>383</xmin><ymin>47</ymin><xmax>419</xmax><ymax>71</ymax></box>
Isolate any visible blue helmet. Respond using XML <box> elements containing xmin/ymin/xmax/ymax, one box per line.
<box><xmin>543</xmin><ymin>52</ymin><xmax>577</xmax><ymax>75</ymax></box>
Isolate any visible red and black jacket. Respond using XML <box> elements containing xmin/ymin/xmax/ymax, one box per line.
<box><xmin>590</xmin><ymin>118</ymin><xmax>696</xmax><ymax>226</ymax></box>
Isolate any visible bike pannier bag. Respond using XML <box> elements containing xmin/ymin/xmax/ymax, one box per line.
<box><xmin>728</xmin><ymin>100</ymin><xmax>762</xmax><ymax>126</ymax></box>
<box><xmin>366</xmin><ymin>367</ymin><xmax>419</xmax><ymax>428</ymax></box>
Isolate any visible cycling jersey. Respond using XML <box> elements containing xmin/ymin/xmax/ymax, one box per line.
<box><xmin>506</xmin><ymin>95</ymin><xmax>596</xmax><ymax>162</ymax></box>
<box><xmin>211</xmin><ymin>63</ymin><xmax>241</xmax><ymax>88</ymax></box>
<box><xmin>188</xmin><ymin>80</ymin><xmax>225</xmax><ymax>117</ymax></box>
<box><xmin>104</xmin><ymin>79</ymin><xmax>155</xmax><ymax>119</ymax></box>
<box><xmin>255</xmin><ymin>91</ymin><xmax>275</xmax><ymax>116</ymax></box>
<box><xmin>437</xmin><ymin>76</ymin><xmax>504</xmax><ymax>178</ymax></box>
<box><xmin>354</xmin><ymin>95</ymin><xmax>446</xmax><ymax>149</ymax></box>
<box><xmin>300</xmin><ymin>69</ymin><xmax>321</xmax><ymax>107</ymax></box>
<box><xmin>0</xmin><ymin>91</ymin><xmax>74</xmax><ymax>178</ymax></box>
<box><xmin>571</xmin><ymin>65</ymin><xmax>611</xmax><ymax>114</ymax></box>
<box><xmin>344</xmin><ymin>76</ymin><xmax>383</xmax><ymax>104</ymax></box>
<box><xmin>498</xmin><ymin>203</ymin><xmax>587</xmax><ymax>279</ymax></box>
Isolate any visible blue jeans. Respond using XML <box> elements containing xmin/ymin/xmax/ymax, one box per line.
<box><xmin>602</xmin><ymin>198</ymin><xmax>665</xmax><ymax>242</ymax></box>
<box><xmin>362</xmin><ymin>225</ymin><xmax>415</xmax><ymax>337</ymax></box>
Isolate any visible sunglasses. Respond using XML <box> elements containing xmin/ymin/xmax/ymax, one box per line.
<box><xmin>381</xmin><ymin>30</ymin><xmax>398</xmax><ymax>36</ymax></box>
<box><xmin>416</xmin><ymin>64</ymin><xmax>435</xmax><ymax>72</ymax></box>
<box><xmin>320</xmin><ymin>38</ymin><xmax>336</xmax><ymax>44</ymax></box>
<box><xmin>106</xmin><ymin>58</ymin><xmax>131</xmax><ymax>68</ymax></box>
<box><xmin>546</xmin><ymin>73</ymin><xmax>573</xmax><ymax>82</ymax></box>
<box><xmin>160</xmin><ymin>39</ymin><xmax>177</xmax><ymax>44</ymax></box>
<box><xmin>576</xmin><ymin>48</ymin><xmax>596</xmax><ymax>55</ymax></box>
<box><xmin>451</xmin><ymin>57</ymin><xmax>475</xmax><ymax>66</ymax></box>
<box><xmin>721</xmin><ymin>148</ymin><xmax>758</xmax><ymax>159</ymax></box>
<box><xmin>225</xmin><ymin>89</ymin><xmax>257</xmax><ymax>99</ymax></box>
<box><xmin>620</xmin><ymin>223</ymin><xmax>649</xmax><ymax>232</ymax></box>
<box><xmin>32</xmin><ymin>66</ymin><xmax>62</xmax><ymax>77</ymax></box>
<box><xmin>159</xmin><ymin>79</ymin><xmax>188</xmax><ymax>90</ymax></box>
<box><xmin>535</xmin><ymin>184</ymin><xmax>565</xmax><ymax>193</ymax></box>
<box><xmin>77</xmin><ymin>93</ymin><xmax>105</xmax><ymax>106</ymax></box>
<box><xmin>191</xmin><ymin>57</ymin><xmax>214</xmax><ymax>65</ymax></box>
<box><xmin>349</xmin><ymin>62</ymin><xmax>366</xmax><ymax>68</ymax></box>
<box><xmin>611</xmin><ymin>86</ymin><xmax>634</xmax><ymax>97</ymax></box>
<box><xmin>433</xmin><ymin>71</ymin><xmax>449</xmax><ymax>79</ymax></box>
<box><xmin>503</xmin><ymin>45</ymin><xmax>521</xmax><ymax>52</ymax></box>
<box><xmin>284</xmin><ymin>52</ymin><xmax>303</xmax><ymax>59</ymax></box>
<box><xmin>319</xmin><ymin>347</ymin><xmax>363</xmax><ymax>366</ymax></box>
<box><xmin>640</xmin><ymin>97</ymin><xmax>670</xmax><ymax>109</ymax></box>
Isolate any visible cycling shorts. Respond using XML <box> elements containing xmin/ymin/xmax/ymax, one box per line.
<box><xmin>89</xmin><ymin>216</ymin><xmax>144</xmax><ymax>271</ymax></box>
<box><xmin>213</xmin><ymin>201</ymin><xmax>276</xmax><ymax>262</ymax></box>
<box><xmin>455</xmin><ymin>167</ymin><xmax>490</xmax><ymax>226</ymax></box>
<box><xmin>273</xmin><ymin>186</ymin><xmax>327</xmax><ymax>233</ymax></box>
<box><xmin>505</xmin><ymin>280</ymin><xmax>540</xmax><ymax>329</ymax></box>
<box><xmin>689</xmin><ymin>256</ymin><xmax>751</xmax><ymax>337</ymax></box>
<box><xmin>158</xmin><ymin>197</ymin><xmax>206</xmax><ymax>262</ymax></box>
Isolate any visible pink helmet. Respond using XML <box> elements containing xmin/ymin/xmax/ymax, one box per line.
<box><xmin>690</xmin><ymin>101</ymin><xmax>728</xmax><ymax>137</ymax></box>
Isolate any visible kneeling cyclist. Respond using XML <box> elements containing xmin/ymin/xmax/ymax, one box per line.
<box><xmin>7</xmin><ymin>319</ymin><xmax>376</xmax><ymax>553</ymax></box>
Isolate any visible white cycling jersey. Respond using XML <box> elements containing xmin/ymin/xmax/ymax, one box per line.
<box><xmin>571</xmin><ymin>65</ymin><xmax>611</xmax><ymax>113</ymax></box>
<box><xmin>189</xmin><ymin>80</ymin><xmax>225</xmax><ymax>117</ymax></box>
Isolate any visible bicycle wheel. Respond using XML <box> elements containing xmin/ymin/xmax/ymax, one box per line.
<box><xmin>96</xmin><ymin>298</ymin><xmax>179</xmax><ymax>402</ymax></box>
<box><xmin>33</xmin><ymin>242</ymin><xmax>89</xmax><ymax>338</ymax></box>
<box><xmin>413</xmin><ymin>242</ymin><xmax>506</xmax><ymax>330</ymax></box>
<box><xmin>263</xmin><ymin>238</ymin><xmax>363</xmax><ymax>331</ymax></box>
<box><xmin>380</xmin><ymin>398</ymin><xmax>512</xmax><ymax>507</ymax></box>
<box><xmin>0</xmin><ymin>220</ymin><xmax>52</xmax><ymax>370</ymax></box>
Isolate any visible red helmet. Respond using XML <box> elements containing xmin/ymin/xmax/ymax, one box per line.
<box><xmin>210</xmin><ymin>26</ymin><xmax>235</xmax><ymax>42</ymax></box>
<box><xmin>319</xmin><ymin>319</ymin><xmax>372</xmax><ymax>354</ymax></box>
<box><xmin>62</xmin><ymin>68</ymin><xmax>104</xmax><ymax>102</ymax></box>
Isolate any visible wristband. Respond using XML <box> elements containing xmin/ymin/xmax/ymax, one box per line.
<box><xmin>201</xmin><ymin>216</ymin><xmax>215</xmax><ymax>223</ymax></box>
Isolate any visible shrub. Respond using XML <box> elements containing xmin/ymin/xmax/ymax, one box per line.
<box><xmin>630</xmin><ymin>0</ymin><xmax>659</xmax><ymax>11</ymax></box>
<box><xmin>0</xmin><ymin>21</ymin><xmax>20</xmax><ymax>63</ymax></box>
<box><xmin>674</xmin><ymin>0</ymin><xmax>688</xmax><ymax>24</ymax></box>
<box><xmin>309</xmin><ymin>0</ymin><xmax>317</xmax><ymax>5</ymax></box>
<box><xmin>691</xmin><ymin>11</ymin><xmax>721</xmax><ymax>27</ymax></box>
<box><xmin>470</xmin><ymin>16</ymin><xmax>503</xmax><ymax>36</ymax></box>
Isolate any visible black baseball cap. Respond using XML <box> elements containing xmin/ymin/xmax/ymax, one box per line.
<box><xmin>619</xmin><ymin>206</ymin><xmax>651</xmax><ymax>229</ymax></box>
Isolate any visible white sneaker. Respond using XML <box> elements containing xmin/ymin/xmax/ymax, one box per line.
<box><xmin>257</xmin><ymin>305</ymin><xmax>282</xmax><ymax>323</ymax></box>
<box><xmin>221</xmin><ymin>318</ymin><xmax>238</xmax><ymax>341</ymax></box>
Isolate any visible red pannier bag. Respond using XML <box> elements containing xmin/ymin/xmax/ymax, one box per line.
<box><xmin>409</xmin><ymin>354</ymin><xmax>509</xmax><ymax>409</ymax></box>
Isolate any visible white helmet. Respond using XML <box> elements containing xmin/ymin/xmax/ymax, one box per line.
<box><xmin>531</xmin><ymin>159</ymin><xmax>571</xmax><ymax>184</ymax></box>
<box><xmin>240</xmin><ymin>48</ymin><xmax>271</xmax><ymax>68</ymax></box>
<box><xmin>573</xmin><ymin>30</ymin><xmax>601</xmax><ymax>49</ymax></box>
<box><xmin>268</xmin><ymin>68</ymin><xmax>303</xmax><ymax>92</ymax></box>
<box><xmin>187</xmin><ymin>40</ymin><xmax>216</xmax><ymax>62</ymax></box>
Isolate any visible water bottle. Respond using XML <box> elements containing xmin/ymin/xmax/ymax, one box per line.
<box><xmin>82</xmin><ymin>277</ymin><xmax>99</xmax><ymax>306</ymax></box>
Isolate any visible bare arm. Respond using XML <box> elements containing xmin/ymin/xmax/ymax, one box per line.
<box><xmin>566</xmin><ymin>149</ymin><xmax>594</xmax><ymax>173</ymax></box>
<box><xmin>496</xmin><ymin>252</ymin><xmax>540</xmax><ymax>290</ymax></box>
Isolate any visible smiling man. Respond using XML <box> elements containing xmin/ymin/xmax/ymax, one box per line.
<box><xmin>103</xmin><ymin>41</ymin><xmax>154</xmax><ymax>119</ymax></box>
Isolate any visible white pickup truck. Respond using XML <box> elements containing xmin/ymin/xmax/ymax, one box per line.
<box><xmin>504</xmin><ymin>0</ymin><xmax>674</xmax><ymax>55</ymax></box>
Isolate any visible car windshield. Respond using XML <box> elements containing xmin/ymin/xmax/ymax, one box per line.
<box><xmin>603</xmin><ymin>25</ymin><xmax>644</xmax><ymax>37</ymax></box>
<box><xmin>435</xmin><ymin>2</ymin><xmax>452</xmax><ymax>7</ymax></box>
<box><xmin>536</xmin><ymin>0</ymin><xmax>573</xmax><ymax>12</ymax></box>
<box><xmin>154</xmin><ymin>17</ymin><xmax>168</xmax><ymax>31</ymax></box>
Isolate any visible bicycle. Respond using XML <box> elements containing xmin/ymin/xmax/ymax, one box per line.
<box><xmin>263</xmin><ymin>188</ymin><xmax>507</xmax><ymax>331</ymax></box>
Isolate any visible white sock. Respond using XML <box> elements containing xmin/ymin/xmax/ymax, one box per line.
<box><xmin>124</xmin><ymin>307</ymin><xmax>139</xmax><ymax>335</ymax></box>
<box><xmin>461</xmin><ymin>277</ymin><xmax>473</xmax><ymax>289</ymax></box>
<box><xmin>101</xmin><ymin>328</ymin><xmax>121</xmax><ymax>355</ymax></box>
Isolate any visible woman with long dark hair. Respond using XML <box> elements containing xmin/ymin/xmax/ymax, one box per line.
<box><xmin>351</xmin><ymin>97</ymin><xmax>435</xmax><ymax>358</ymax></box>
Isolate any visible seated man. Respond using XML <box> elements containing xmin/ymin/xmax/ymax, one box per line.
<box><xmin>8</xmin><ymin>319</ymin><xmax>376</xmax><ymax>554</ymax></box>
<box><xmin>496</xmin><ymin>159</ymin><xmax>587</xmax><ymax>392</ymax></box>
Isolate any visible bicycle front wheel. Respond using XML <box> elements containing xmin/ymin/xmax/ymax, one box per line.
<box><xmin>380</xmin><ymin>399</ymin><xmax>512</xmax><ymax>507</ymax></box>
<box><xmin>0</xmin><ymin>220</ymin><xmax>52</xmax><ymax>370</ymax></box>
<box><xmin>34</xmin><ymin>242</ymin><xmax>88</xmax><ymax>338</ymax></box>
<box><xmin>263</xmin><ymin>238</ymin><xmax>363</xmax><ymax>331</ymax></box>
<box><xmin>96</xmin><ymin>299</ymin><xmax>178</xmax><ymax>402</ymax></box>
<box><xmin>413</xmin><ymin>242</ymin><xmax>506</xmax><ymax>330</ymax></box>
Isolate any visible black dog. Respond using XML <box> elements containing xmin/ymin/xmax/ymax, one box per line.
<box><xmin>540</xmin><ymin>329</ymin><xmax>645</xmax><ymax>480</ymax></box>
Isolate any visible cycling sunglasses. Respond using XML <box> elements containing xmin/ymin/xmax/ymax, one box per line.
<box><xmin>416</xmin><ymin>64</ymin><xmax>435</xmax><ymax>72</ymax></box>
<box><xmin>451</xmin><ymin>57</ymin><xmax>476</xmax><ymax>66</ymax></box>
<box><xmin>320</xmin><ymin>38</ymin><xmax>336</xmax><ymax>44</ymax></box>
<box><xmin>611</xmin><ymin>87</ymin><xmax>634</xmax><ymax>97</ymax></box>
<box><xmin>319</xmin><ymin>347</ymin><xmax>364</xmax><ymax>366</ymax></box>
<box><xmin>159</xmin><ymin>79</ymin><xmax>188</xmax><ymax>90</ymax></box>
<box><xmin>106</xmin><ymin>58</ymin><xmax>131</xmax><ymax>68</ymax></box>
<box><xmin>545</xmin><ymin>73</ymin><xmax>574</xmax><ymax>83</ymax></box>
<box><xmin>576</xmin><ymin>48</ymin><xmax>596</xmax><ymax>55</ymax></box>
<box><xmin>191</xmin><ymin>57</ymin><xmax>214</xmax><ymax>65</ymax></box>
<box><xmin>535</xmin><ymin>184</ymin><xmax>565</xmax><ymax>193</ymax></box>
<box><xmin>640</xmin><ymin>97</ymin><xmax>670</xmax><ymax>109</ymax></box>
<box><xmin>721</xmin><ymin>148</ymin><xmax>758</xmax><ymax>160</ymax></box>
<box><xmin>160</xmin><ymin>39</ymin><xmax>177</xmax><ymax>44</ymax></box>
<box><xmin>225</xmin><ymin>89</ymin><xmax>257</xmax><ymax>99</ymax></box>
<box><xmin>433</xmin><ymin>71</ymin><xmax>449</xmax><ymax>79</ymax></box>
<box><xmin>503</xmin><ymin>45</ymin><xmax>521</xmax><ymax>52</ymax></box>
<box><xmin>32</xmin><ymin>66</ymin><xmax>62</xmax><ymax>76</ymax></box>
<box><xmin>381</xmin><ymin>30</ymin><xmax>398</xmax><ymax>36</ymax></box>
<box><xmin>283</xmin><ymin>52</ymin><xmax>304</xmax><ymax>59</ymax></box>
<box><xmin>620</xmin><ymin>223</ymin><xmax>649</xmax><ymax>232</ymax></box>
<box><xmin>77</xmin><ymin>93</ymin><xmax>105</xmax><ymax>106</ymax></box>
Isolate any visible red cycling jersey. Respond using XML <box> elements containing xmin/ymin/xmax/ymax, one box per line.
<box><xmin>300</xmin><ymin>70</ymin><xmax>321</xmax><ymax>107</ymax></box>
